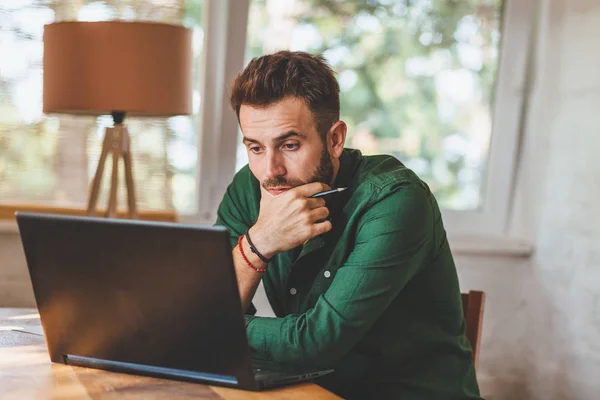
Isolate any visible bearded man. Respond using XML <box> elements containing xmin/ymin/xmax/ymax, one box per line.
<box><xmin>215</xmin><ymin>50</ymin><xmax>482</xmax><ymax>399</ymax></box>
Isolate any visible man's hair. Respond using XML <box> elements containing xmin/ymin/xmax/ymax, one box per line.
<box><xmin>229</xmin><ymin>51</ymin><xmax>340</xmax><ymax>140</ymax></box>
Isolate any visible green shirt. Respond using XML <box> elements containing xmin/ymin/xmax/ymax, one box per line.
<box><xmin>215</xmin><ymin>149</ymin><xmax>482</xmax><ymax>399</ymax></box>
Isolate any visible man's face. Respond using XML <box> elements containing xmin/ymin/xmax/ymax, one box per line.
<box><xmin>240</xmin><ymin>97</ymin><xmax>333</xmax><ymax>196</ymax></box>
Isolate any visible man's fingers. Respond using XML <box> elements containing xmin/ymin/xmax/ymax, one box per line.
<box><xmin>310</xmin><ymin>206</ymin><xmax>330</xmax><ymax>221</ymax></box>
<box><xmin>292</xmin><ymin>182</ymin><xmax>332</xmax><ymax>197</ymax></box>
<box><xmin>312</xmin><ymin>220</ymin><xmax>332</xmax><ymax>236</ymax></box>
<box><xmin>307</xmin><ymin>198</ymin><xmax>326</xmax><ymax>209</ymax></box>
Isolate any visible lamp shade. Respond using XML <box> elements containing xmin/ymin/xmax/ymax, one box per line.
<box><xmin>43</xmin><ymin>21</ymin><xmax>192</xmax><ymax>117</ymax></box>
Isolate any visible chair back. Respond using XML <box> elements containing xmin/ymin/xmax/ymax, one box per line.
<box><xmin>461</xmin><ymin>290</ymin><xmax>485</xmax><ymax>368</ymax></box>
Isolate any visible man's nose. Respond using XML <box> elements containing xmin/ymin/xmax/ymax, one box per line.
<box><xmin>265</xmin><ymin>150</ymin><xmax>286</xmax><ymax>178</ymax></box>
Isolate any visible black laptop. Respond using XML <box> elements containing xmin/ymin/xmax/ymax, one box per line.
<box><xmin>16</xmin><ymin>212</ymin><xmax>333</xmax><ymax>390</ymax></box>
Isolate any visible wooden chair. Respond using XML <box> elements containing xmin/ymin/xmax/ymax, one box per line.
<box><xmin>461</xmin><ymin>290</ymin><xmax>486</xmax><ymax>369</ymax></box>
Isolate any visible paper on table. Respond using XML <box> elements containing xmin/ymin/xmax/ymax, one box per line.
<box><xmin>12</xmin><ymin>325</ymin><xmax>44</xmax><ymax>336</ymax></box>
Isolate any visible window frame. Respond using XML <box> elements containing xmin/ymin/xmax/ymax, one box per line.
<box><xmin>186</xmin><ymin>0</ymin><xmax>536</xmax><ymax>243</ymax></box>
<box><xmin>440</xmin><ymin>0</ymin><xmax>537</xmax><ymax>238</ymax></box>
<box><xmin>181</xmin><ymin>0</ymin><xmax>251</xmax><ymax>225</ymax></box>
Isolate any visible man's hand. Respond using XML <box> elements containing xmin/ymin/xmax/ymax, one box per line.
<box><xmin>249</xmin><ymin>182</ymin><xmax>333</xmax><ymax>258</ymax></box>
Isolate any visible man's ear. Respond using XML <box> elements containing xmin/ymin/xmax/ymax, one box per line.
<box><xmin>328</xmin><ymin>121</ymin><xmax>347</xmax><ymax>159</ymax></box>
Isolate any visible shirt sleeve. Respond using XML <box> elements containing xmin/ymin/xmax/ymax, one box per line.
<box><xmin>215</xmin><ymin>165</ymin><xmax>262</xmax><ymax>246</ymax></box>
<box><xmin>215</xmin><ymin>186</ymin><xmax>249</xmax><ymax>250</ymax></box>
<box><xmin>214</xmin><ymin>168</ymin><xmax>259</xmax><ymax>315</ymax></box>
<box><xmin>244</xmin><ymin>182</ymin><xmax>435</xmax><ymax>368</ymax></box>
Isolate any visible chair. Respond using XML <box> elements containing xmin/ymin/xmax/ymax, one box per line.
<box><xmin>461</xmin><ymin>290</ymin><xmax>485</xmax><ymax>369</ymax></box>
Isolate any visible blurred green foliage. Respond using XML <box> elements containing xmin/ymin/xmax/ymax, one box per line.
<box><xmin>244</xmin><ymin>0</ymin><xmax>503</xmax><ymax>209</ymax></box>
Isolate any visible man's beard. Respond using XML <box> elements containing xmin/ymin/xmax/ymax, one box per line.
<box><xmin>262</xmin><ymin>145</ymin><xmax>334</xmax><ymax>191</ymax></box>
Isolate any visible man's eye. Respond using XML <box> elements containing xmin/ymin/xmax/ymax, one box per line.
<box><xmin>249</xmin><ymin>146</ymin><xmax>261</xmax><ymax>154</ymax></box>
<box><xmin>283</xmin><ymin>143</ymin><xmax>299</xmax><ymax>150</ymax></box>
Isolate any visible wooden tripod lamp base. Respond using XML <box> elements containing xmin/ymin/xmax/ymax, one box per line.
<box><xmin>87</xmin><ymin>112</ymin><xmax>138</xmax><ymax>219</ymax></box>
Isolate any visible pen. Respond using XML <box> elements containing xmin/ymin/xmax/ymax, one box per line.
<box><xmin>309</xmin><ymin>187</ymin><xmax>347</xmax><ymax>198</ymax></box>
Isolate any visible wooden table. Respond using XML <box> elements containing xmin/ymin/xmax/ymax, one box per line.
<box><xmin>0</xmin><ymin>308</ymin><xmax>340</xmax><ymax>399</ymax></box>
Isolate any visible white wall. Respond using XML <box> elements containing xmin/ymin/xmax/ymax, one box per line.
<box><xmin>460</xmin><ymin>1</ymin><xmax>600</xmax><ymax>398</ymax></box>
<box><xmin>2</xmin><ymin>0</ymin><xmax>600</xmax><ymax>399</ymax></box>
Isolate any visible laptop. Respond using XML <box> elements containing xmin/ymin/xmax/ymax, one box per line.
<box><xmin>16</xmin><ymin>212</ymin><xmax>333</xmax><ymax>390</ymax></box>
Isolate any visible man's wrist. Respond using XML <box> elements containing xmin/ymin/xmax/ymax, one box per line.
<box><xmin>245</xmin><ymin>230</ymin><xmax>271</xmax><ymax>263</ymax></box>
<box><xmin>248</xmin><ymin>226</ymin><xmax>278</xmax><ymax>260</ymax></box>
<box><xmin>238</xmin><ymin>235</ymin><xmax>267</xmax><ymax>273</ymax></box>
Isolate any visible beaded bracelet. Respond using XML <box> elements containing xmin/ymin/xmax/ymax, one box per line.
<box><xmin>238</xmin><ymin>235</ymin><xmax>267</xmax><ymax>273</ymax></box>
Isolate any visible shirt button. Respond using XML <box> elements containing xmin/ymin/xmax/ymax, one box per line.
<box><xmin>324</xmin><ymin>271</ymin><xmax>331</xmax><ymax>278</ymax></box>
<box><xmin>290</xmin><ymin>288</ymin><xmax>297</xmax><ymax>295</ymax></box>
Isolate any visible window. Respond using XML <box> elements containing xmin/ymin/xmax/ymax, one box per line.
<box><xmin>0</xmin><ymin>0</ymin><xmax>204</xmax><ymax>213</ymax></box>
<box><xmin>239</xmin><ymin>0</ymin><xmax>502</xmax><ymax>212</ymax></box>
<box><xmin>230</xmin><ymin>0</ymin><xmax>535</xmax><ymax>237</ymax></box>
<box><xmin>1</xmin><ymin>0</ymin><xmax>534</xmax><ymax>239</ymax></box>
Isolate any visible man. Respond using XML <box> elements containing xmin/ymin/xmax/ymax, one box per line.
<box><xmin>215</xmin><ymin>51</ymin><xmax>481</xmax><ymax>399</ymax></box>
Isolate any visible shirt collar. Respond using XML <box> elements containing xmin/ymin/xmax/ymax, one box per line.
<box><xmin>296</xmin><ymin>149</ymin><xmax>359</xmax><ymax>261</ymax></box>
<box><xmin>327</xmin><ymin>148</ymin><xmax>358</xmax><ymax>221</ymax></box>
<box><xmin>333</xmin><ymin>148</ymin><xmax>353</xmax><ymax>190</ymax></box>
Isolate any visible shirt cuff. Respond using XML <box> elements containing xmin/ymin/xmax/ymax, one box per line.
<box><xmin>245</xmin><ymin>316</ymin><xmax>287</xmax><ymax>360</ymax></box>
<box><xmin>244</xmin><ymin>314</ymin><xmax>257</xmax><ymax>328</ymax></box>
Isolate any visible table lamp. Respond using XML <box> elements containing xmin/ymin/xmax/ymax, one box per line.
<box><xmin>43</xmin><ymin>21</ymin><xmax>192</xmax><ymax>219</ymax></box>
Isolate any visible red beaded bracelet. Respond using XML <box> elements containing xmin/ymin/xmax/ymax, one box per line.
<box><xmin>238</xmin><ymin>235</ymin><xmax>267</xmax><ymax>273</ymax></box>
